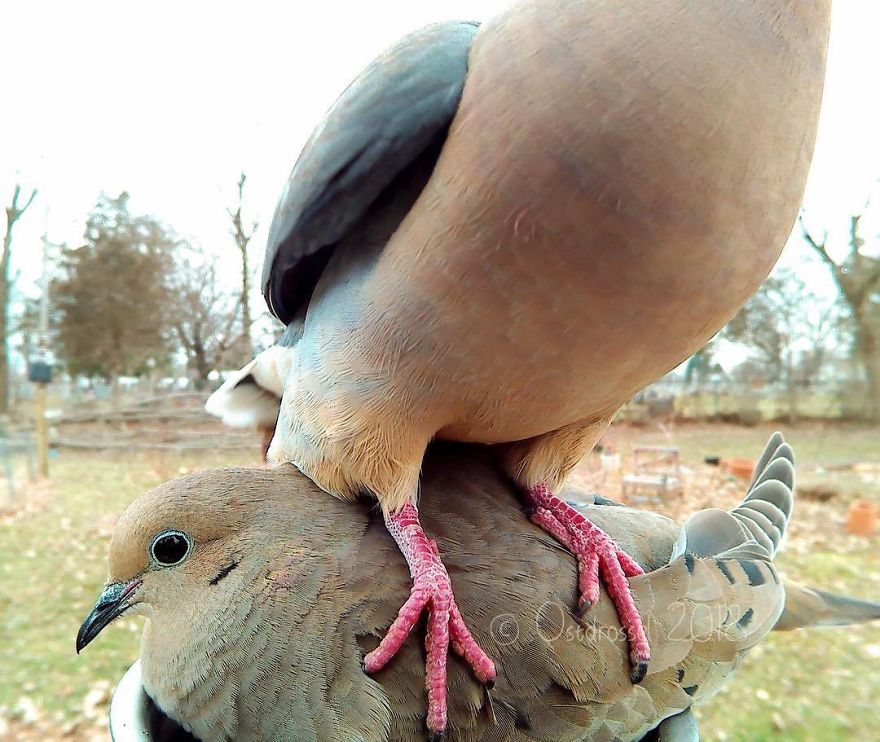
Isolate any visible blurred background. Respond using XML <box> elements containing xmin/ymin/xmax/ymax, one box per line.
<box><xmin>1</xmin><ymin>1</ymin><xmax>878</xmax><ymax>741</ymax></box>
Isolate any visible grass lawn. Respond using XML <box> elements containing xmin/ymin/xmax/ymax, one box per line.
<box><xmin>1</xmin><ymin>424</ymin><xmax>878</xmax><ymax>740</ymax></box>
<box><xmin>695</xmin><ymin>544</ymin><xmax>880</xmax><ymax>741</ymax></box>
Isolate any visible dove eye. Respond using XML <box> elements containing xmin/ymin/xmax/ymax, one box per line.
<box><xmin>150</xmin><ymin>530</ymin><xmax>193</xmax><ymax>567</ymax></box>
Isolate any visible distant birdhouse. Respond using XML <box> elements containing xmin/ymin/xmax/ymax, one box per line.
<box><xmin>28</xmin><ymin>349</ymin><xmax>53</xmax><ymax>384</ymax></box>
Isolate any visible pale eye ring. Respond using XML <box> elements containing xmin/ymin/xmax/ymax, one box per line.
<box><xmin>150</xmin><ymin>530</ymin><xmax>193</xmax><ymax>567</ymax></box>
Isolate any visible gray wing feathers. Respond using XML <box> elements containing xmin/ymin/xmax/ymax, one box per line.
<box><xmin>732</xmin><ymin>507</ymin><xmax>778</xmax><ymax>555</ymax></box>
<box><xmin>675</xmin><ymin>433</ymin><xmax>795</xmax><ymax>562</ymax></box>
<box><xmin>655</xmin><ymin>709</ymin><xmax>700</xmax><ymax>742</ymax></box>
<box><xmin>733</xmin><ymin>438</ymin><xmax>794</xmax><ymax>557</ymax></box>
<box><xmin>672</xmin><ymin>508</ymin><xmax>752</xmax><ymax>560</ymax></box>
<box><xmin>262</xmin><ymin>21</ymin><xmax>479</xmax><ymax>323</ymax></box>
<box><xmin>748</xmin><ymin>431</ymin><xmax>786</xmax><ymax>488</ymax></box>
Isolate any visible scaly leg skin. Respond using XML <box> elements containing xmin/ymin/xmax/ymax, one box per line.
<box><xmin>525</xmin><ymin>484</ymin><xmax>650</xmax><ymax>683</ymax></box>
<box><xmin>363</xmin><ymin>502</ymin><xmax>496</xmax><ymax>738</ymax></box>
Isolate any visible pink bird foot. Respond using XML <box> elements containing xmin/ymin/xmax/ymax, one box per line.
<box><xmin>525</xmin><ymin>484</ymin><xmax>651</xmax><ymax>683</ymax></box>
<box><xmin>363</xmin><ymin>502</ymin><xmax>496</xmax><ymax>737</ymax></box>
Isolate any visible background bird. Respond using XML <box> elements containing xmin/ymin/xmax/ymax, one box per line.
<box><xmin>207</xmin><ymin>1</ymin><xmax>832</xmax><ymax>730</ymax></box>
<box><xmin>78</xmin><ymin>434</ymin><xmax>880</xmax><ymax>741</ymax></box>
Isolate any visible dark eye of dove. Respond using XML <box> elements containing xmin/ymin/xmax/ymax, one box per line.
<box><xmin>150</xmin><ymin>531</ymin><xmax>193</xmax><ymax>567</ymax></box>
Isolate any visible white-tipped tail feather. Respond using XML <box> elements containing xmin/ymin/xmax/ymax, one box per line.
<box><xmin>204</xmin><ymin>347</ymin><xmax>290</xmax><ymax>428</ymax></box>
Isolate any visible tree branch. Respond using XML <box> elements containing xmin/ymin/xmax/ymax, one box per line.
<box><xmin>849</xmin><ymin>214</ymin><xmax>865</xmax><ymax>259</ymax></box>
<box><xmin>798</xmin><ymin>214</ymin><xmax>836</xmax><ymax>269</ymax></box>
<box><xmin>8</xmin><ymin>184</ymin><xmax>38</xmax><ymax>218</ymax></box>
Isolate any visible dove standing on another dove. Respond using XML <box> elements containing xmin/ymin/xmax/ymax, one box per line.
<box><xmin>204</xmin><ymin>2</ymin><xmax>833</xmax><ymax>733</ymax></box>
<box><xmin>78</xmin><ymin>434</ymin><xmax>880</xmax><ymax>741</ymax></box>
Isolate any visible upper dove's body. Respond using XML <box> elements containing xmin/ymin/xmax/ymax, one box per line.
<box><xmin>208</xmin><ymin>1</ymin><xmax>832</xmax><ymax>732</ymax></box>
<box><xmin>265</xmin><ymin>1</ymin><xmax>830</xmax><ymax>502</ymax></box>
<box><xmin>78</xmin><ymin>435</ymin><xmax>880</xmax><ymax>741</ymax></box>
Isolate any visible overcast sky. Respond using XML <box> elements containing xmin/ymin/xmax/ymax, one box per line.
<box><xmin>2</xmin><ymin>0</ymin><xmax>879</xmax><ymax>328</ymax></box>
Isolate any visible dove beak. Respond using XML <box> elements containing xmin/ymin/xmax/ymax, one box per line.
<box><xmin>76</xmin><ymin>578</ymin><xmax>142</xmax><ymax>653</ymax></box>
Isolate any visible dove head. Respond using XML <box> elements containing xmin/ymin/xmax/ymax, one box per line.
<box><xmin>76</xmin><ymin>465</ymin><xmax>384</xmax><ymax>741</ymax></box>
<box><xmin>76</xmin><ymin>466</ymin><xmax>356</xmax><ymax>655</ymax></box>
<box><xmin>110</xmin><ymin>471</ymin><xmax>247</xmax><ymax>577</ymax></box>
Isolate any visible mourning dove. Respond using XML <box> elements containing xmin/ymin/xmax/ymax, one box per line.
<box><xmin>78</xmin><ymin>434</ymin><xmax>879</xmax><ymax>741</ymax></box>
<box><xmin>208</xmin><ymin>2</ymin><xmax>833</xmax><ymax>730</ymax></box>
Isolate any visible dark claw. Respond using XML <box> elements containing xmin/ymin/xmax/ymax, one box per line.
<box><xmin>576</xmin><ymin>598</ymin><xmax>593</xmax><ymax>616</ymax></box>
<box><xmin>483</xmin><ymin>683</ymin><xmax>498</xmax><ymax>724</ymax></box>
<box><xmin>429</xmin><ymin>733</ymin><xmax>444</xmax><ymax>741</ymax></box>
<box><xmin>630</xmin><ymin>659</ymin><xmax>649</xmax><ymax>685</ymax></box>
<box><xmin>521</xmin><ymin>505</ymin><xmax>537</xmax><ymax>517</ymax></box>
<box><xmin>485</xmin><ymin>677</ymin><xmax>496</xmax><ymax>690</ymax></box>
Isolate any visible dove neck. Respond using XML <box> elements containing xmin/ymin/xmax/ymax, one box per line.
<box><xmin>138</xmin><ymin>537</ymin><xmax>388</xmax><ymax>740</ymax></box>
<box><xmin>137</xmin><ymin>559</ymin><xmax>268</xmax><ymax>739</ymax></box>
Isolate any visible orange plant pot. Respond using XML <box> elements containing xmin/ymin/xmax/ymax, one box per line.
<box><xmin>846</xmin><ymin>500</ymin><xmax>878</xmax><ymax>537</ymax></box>
<box><xmin>724</xmin><ymin>457</ymin><xmax>755</xmax><ymax>481</ymax></box>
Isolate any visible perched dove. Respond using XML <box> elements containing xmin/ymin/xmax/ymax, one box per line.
<box><xmin>207</xmin><ymin>2</ymin><xmax>832</xmax><ymax>730</ymax></box>
<box><xmin>78</xmin><ymin>434</ymin><xmax>880</xmax><ymax>741</ymax></box>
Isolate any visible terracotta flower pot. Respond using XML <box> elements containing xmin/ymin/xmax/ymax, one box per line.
<box><xmin>846</xmin><ymin>500</ymin><xmax>878</xmax><ymax>537</ymax></box>
<box><xmin>724</xmin><ymin>457</ymin><xmax>755</xmax><ymax>481</ymax></box>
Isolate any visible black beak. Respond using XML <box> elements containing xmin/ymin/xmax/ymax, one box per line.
<box><xmin>76</xmin><ymin>579</ymin><xmax>141</xmax><ymax>653</ymax></box>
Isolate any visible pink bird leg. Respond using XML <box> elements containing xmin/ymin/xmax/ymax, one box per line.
<box><xmin>525</xmin><ymin>484</ymin><xmax>650</xmax><ymax>682</ymax></box>
<box><xmin>363</xmin><ymin>502</ymin><xmax>496</xmax><ymax>737</ymax></box>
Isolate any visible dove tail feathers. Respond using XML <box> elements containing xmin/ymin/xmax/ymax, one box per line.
<box><xmin>205</xmin><ymin>349</ymin><xmax>286</xmax><ymax>428</ymax></box>
<box><xmin>205</xmin><ymin>380</ymin><xmax>281</xmax><ymax>428</ymax></box>
<box><xmin>775</xmin><ymin>581</ymin><xmax>880</xmax><ymax>631</ymax></box>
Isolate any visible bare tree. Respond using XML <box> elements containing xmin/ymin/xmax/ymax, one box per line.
<box><xmin>723</xmin><ymin>270</ymin><xmax>841</xmax><ymax>423</ymax></box>
<box><xmin>1</xmin><ymin>185</ymin><xmax>38</xmax><ymax>412</ymax></box>
<box><xmin>801</xmin><ymin>213</ymin><xmax>880</xmax><ymax>422</ymax></box>
<box><xmin>683</xmin><ymin>340</ymin><xmax>722</xmax><ymax>386</ymax></box>
<box><xmin>227</xmin><ymin>173</ymin><xmax>258</xmax><ymax>364</ymax></box>
<box><xmin>170</xmin><ymin>253</ymin><xmax>242</xmax><ymax>388</ymax></box>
